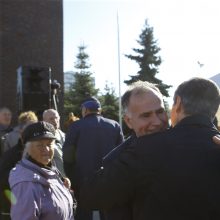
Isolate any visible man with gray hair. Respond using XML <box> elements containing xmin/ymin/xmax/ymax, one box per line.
<box><xmin>100</xmin><ymin>80</ymin><xmax>169</xmax><ymax>220</ymax></box>
<box><xmin>80</xmin><ymin>77</ymin><xmax>220</xmax><ymax>220</ymax></box>
<box><xmin>43</xmin><ymin>109</ymin><xmax>65</xmax><ymax>176</ymax></box>
<box><xmin>103</xmin><ymin>80</ymin><xmax>169</xmax><ymax>169</ymax></box>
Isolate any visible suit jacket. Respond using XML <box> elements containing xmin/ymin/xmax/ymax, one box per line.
<box><xmin>80</xmin><ymin>115</ymin><xmax>220</xmax><ymax>220</ymax></box>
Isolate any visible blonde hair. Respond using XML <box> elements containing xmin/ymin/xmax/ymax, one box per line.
<box><xmin>18</xmin><ymin>111</ymin><xmax>38</xmax><ymax>124</ymax></box>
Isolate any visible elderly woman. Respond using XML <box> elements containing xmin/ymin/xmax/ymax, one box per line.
<box><xmin>9</xmin><ymin>121</ymin><xmax>74</xmax><ymax>220</ymax></box>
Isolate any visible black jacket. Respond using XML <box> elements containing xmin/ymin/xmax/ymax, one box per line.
<box><xmin>0</xmin><ymin>139</ymin><xmax>23</xmax><ymax>217</ymax></box>
<box><xmin>80</xmin><ymin>115</ymin><xmax>220</xmax><ymax>220</ymax></box>
<box><xmin>103</xmin><ymin>134</ymin><xmax>137</xmax><ymax>220</ymax></box>
<box><xmin>63</xmin><ymin>113</ymin><xmax>124</xmax><ymax>220</ymax></box>
<box><xmin>63</xmin><ymin>113</ymin><xmax>124</xmax><ymax>193</ymax></box>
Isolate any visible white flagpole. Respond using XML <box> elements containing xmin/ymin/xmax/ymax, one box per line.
<box><xmin>117</xmin><ymin>11</ymin><xmax>122</xmax><ymax>128</ymax></box>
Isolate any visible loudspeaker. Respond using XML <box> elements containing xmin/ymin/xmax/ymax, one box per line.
<box><xmin>17</xmin><ymin>66</ymin><xmax>51</xmax><ymax>115</ymax></box>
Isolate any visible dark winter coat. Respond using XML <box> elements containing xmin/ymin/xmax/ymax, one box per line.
<box><xmin>63</xmin><ymin>113</ymin><xmax>124</xmax><ymax>220</ymax></box>
<box><xmin>80</xmin><ymin>115</ymin><xmax>220</xmax><ymax>220</ymax></box>
<box><xmin>0</xmin><ymin>139</ymin><xmax>23</xmax><ymax>219</ymax></box>
<box><xmin>63</xmin><ymin>113</ymin><xmax>124</xmax><ymax>192</ymax></box>
<box><xmin>102</xmin><ymin>134</ymin><xmax>137</xmax><ymax>220</ymax></box>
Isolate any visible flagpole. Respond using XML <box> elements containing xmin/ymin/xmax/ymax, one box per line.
<box><xmin>117</xmin><ymin>11</ymin><xmax>122</xmax><ymax>128</ymax></box>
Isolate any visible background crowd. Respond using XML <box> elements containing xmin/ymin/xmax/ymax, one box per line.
<box><xmin>0</xmin><ymin>77</ymin><xmax>220</xmax><ymax>220</ymax></box>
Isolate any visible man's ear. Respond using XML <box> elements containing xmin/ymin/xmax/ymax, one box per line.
<box><xmin>97</xmin><ymin>108</ymin><xmax>102</xmax><ymax>114</ymax></box>
<box><xmin>175</xmin><ymin>96</ymin><xmax>182</xmax><ymax>113</ymax></box>
<box><xmin>81</xmin><ymin>106</ymin><xmax>86</xmax><ymax>117</ymax></box>
<box><xmin>124</xmin><ymin>114</ymin><xmax>133</xmax><ymax>129</ymax></box>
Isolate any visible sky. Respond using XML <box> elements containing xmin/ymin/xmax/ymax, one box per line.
<box><xmin>63</xmin><ymin>0</ymin><xmax>220</xmax><ymax>106</ymax></box>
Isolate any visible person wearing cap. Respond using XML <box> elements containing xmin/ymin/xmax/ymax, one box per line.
<box><xmin>9</xmin><ymin>121</ymin><xmax>74</xmax><ymax>220</ymax></box>
<box><xmin>63</xmin><ymin>97</ymin><xmax>124</xmax><ymax>220</ymax></box>
<box><xmin>0</xmin><ymin>112</ymin><xmax>38</xmax><ymax>220</ymax></box>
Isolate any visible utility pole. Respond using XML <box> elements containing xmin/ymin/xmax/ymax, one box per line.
<box><xmin>117</xmin><ymin>11</ymin><xmax>122</xmax><ymax>128</ymax></box>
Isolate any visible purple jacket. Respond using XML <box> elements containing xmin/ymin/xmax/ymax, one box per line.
<box><xmin>9</xmin><ymin>158</ymin><xmax>74</xmax><ymax>220</ymax></box>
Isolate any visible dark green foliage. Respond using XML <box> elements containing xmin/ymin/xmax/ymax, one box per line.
<box><xmin>64</xmin><ymin>44</ymin><xmax>99</xmax><ymax>118</ymax></box>
<box><xmin>124</xmin><ymin>19</ymin><xmax>171</xmax><ymax>97</ymax></box>
<box><xmin>99</xmin><ymin>83</ymin><xmax>119</xmax><ymax>122</ymax></box>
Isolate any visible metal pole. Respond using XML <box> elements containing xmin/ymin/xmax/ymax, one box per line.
<box><xmin>117</xmin><ymin>11</ymin><xmax>122</xmax><ymax>128</ymax></box>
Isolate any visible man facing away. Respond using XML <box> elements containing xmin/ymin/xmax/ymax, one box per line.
<box><xmin>80</xmin><ymin>77</ymin><xmax>220</xmax><ymax>220</ymax></box>
<box><xmin>63</xmin><ymin>97</ymin><xmax>124</xmax><ymax>220</ymax></box>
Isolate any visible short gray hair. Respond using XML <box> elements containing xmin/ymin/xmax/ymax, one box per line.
<box><xmin>173</xmin><ymin>77</ymin><xmax>220</xmax><ymax>119</ymax></box>
<box><xmin>43</xmin><ymin>109</ymin><xmax>60</xmax><ymax>119</ymax></box>
<box><xmin>122</xmin><ymin>80</ymin><xmax>163</xmax><ymax>115</ymax></box>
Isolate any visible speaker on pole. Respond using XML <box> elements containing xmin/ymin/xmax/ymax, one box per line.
<box><xmin>17</xmin><ymin>66</ymin><xmax>52</xmax><ymax>119</ymax></box>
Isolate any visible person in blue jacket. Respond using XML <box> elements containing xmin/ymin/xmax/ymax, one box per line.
<box><xmin>63</xmin><ymin>97</ymin><xmax>124</xmax><ymax>220</ymax></box>
<box><xmin>9</xmin><ymin>121</ymin><xmax>74</xmax><ymax>220</ymax></box>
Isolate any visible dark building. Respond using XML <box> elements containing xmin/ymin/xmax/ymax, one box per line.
<box><xmin>0</xmin><ymin>0</ymin><xmax>63</xmax><ymax>122</ymax></box>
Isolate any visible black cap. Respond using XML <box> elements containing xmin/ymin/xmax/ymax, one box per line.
<box><xmin>22</xmin><ymin>121</ymin><xmax>56</xmax><ymax>144</ymax></box>
<box><xmin>81</xmin><ymin>97</ymin><xmax>101</xmax><ymax>110</ymax></box>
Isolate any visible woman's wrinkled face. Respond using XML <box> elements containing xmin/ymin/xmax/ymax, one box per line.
<box><xmin>27</xmin><ymin>139</ymin><xmax>55</xmax><ymax>166</ymax></box>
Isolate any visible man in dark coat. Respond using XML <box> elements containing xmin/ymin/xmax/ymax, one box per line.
<box><xmin>80</xmin><ymin>77</ymin><xmax>220</xmax><ymax>220</ymax></box>
<box><xmin>63</xmin><ymin>97</ymin><xmax>124</xmax><ymax>220</ymax></box>
<box><xmin>101</xmin><ymin>80</ymin><xmax>169</xmax><ymax>220</ymax></box>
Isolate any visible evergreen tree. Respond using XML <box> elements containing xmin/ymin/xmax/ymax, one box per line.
<box><xmin>99</xmin><ymin>83</ymin><xmax>119</xmax><ymax>122</ymax></box>
<box><xmin>64</xmin><ymin>44</ymin><xmax>99</xmax><ymax>118</ymax></box>
<box><xmin>124</xmin><ymin>19</ymin><xmax>171</xmax><ymax>97</ymax></box>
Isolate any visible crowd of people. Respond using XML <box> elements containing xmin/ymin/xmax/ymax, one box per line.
<box><xmin>0</xmin><ymin>77</ymin><xmax>220</xmax><ymax>220</ymax></box>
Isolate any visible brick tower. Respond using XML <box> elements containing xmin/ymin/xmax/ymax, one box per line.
<box><xmin>0</xmin><ymin>0</ymin><xmax>63</xmax><ymax>122</ymax></box>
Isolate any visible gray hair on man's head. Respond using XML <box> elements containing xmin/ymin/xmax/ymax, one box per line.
<box><xmin>0</xmin><ymin>107</ymin><xmax>11</xmax><ymax>113</ymax></box>
<box><xmin>43</xmin><ymin>109</ymin><xmax>60</xmax><ymax>119</ymax></box>
<box><xmin>174</xmin><ymin>77</ymin><xmax>220</xmax><ymax>119</ymax></box>
<box><xmin>121</xmin><ymin>80</ymin><xmax>163</xmax><ymax>115</ymax></box>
